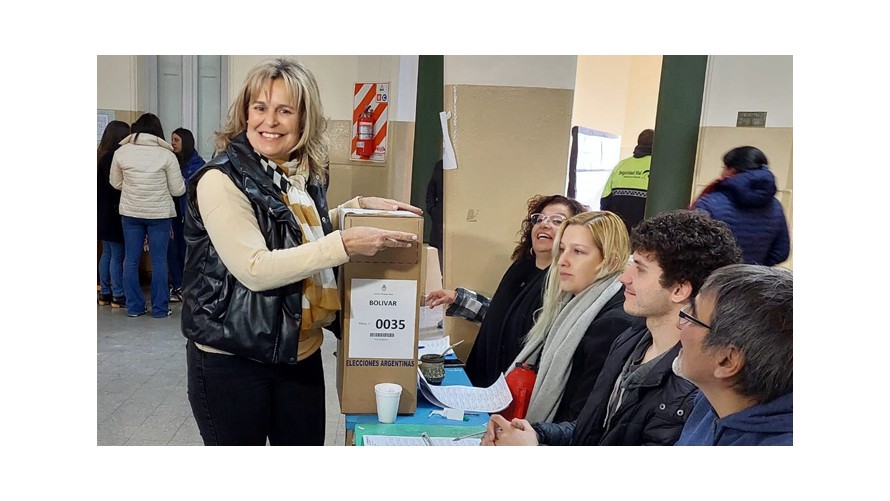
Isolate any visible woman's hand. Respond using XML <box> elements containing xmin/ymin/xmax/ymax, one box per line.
<box><xmin>359</xmin><ymin>196</ymin><xmax>423</xmax><ymax>215</ymax></box>
<box><xmin>425</xmin><ymin>289</ymin><xmax>456</xmax><ymax>309</ymax></box>
<box><xmin>340</xmin><ymin>226</ymin><xmax>418</xmax><ymax>257</ymax></box>
<box><xmin>480</xmin><ymin>414</ymin><xmax>537</xmax><ymax>446</ymax></box>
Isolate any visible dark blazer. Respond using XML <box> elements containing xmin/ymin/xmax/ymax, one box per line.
<box><xmin>463</xmin><ymin>257</ymin><xmax>547</xmax><ymax>388</ymax></box>
<box><xmin>553</xmin><ymin>287</ymin><xmax>635</xmax><ymax>422</ymax></box>
<box><xmin>534</xmin><ymin>320</ymin><xmax>698</xmax><ymax>446</ymax></box>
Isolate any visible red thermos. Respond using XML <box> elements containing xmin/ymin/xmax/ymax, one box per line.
<box><xmin>500</xmin><ymin>362</ymin><xmax>537</xmax><ymax>421</ymax></box>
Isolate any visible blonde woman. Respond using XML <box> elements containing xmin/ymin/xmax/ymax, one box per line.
<box><xmin>182</xmin><ymin>57</ymin><xmax>420</xmax><ymax>445</ymax></box>
<box><xmin>508</xmin><ymin>211</ymin><xmax>634</xmax><ymax>424</ymax></box>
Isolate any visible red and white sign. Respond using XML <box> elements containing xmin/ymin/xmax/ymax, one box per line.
<box><xmin>351</xmin><ymin>82</ymin><xmax>389</xmax><ymax>162</ymax></box>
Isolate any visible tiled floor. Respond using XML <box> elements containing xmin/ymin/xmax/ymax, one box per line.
<box><xmin>97</xmin><ymin>287</ymin><xmax>444</xmax><ymax>446</ymax></box>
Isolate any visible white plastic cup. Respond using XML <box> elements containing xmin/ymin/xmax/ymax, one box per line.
<box><xmin>374</xmin><ymin>383</ymin><xmax>403</xmax><ymax>424</ymax></box>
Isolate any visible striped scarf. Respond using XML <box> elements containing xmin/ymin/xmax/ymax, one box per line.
<box><xmin>257</xmin><ymin>154</ymin><xmax>340</xmax><ymax>332</ymax></box>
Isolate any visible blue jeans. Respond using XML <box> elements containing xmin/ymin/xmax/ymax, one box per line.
<box><xmin>122</xmin><ymin>216</ymin><xmax>171</xmax><ymax>317</ymax></box>
<box><xmin>168</xmin><ymin>214</ymin><xmax>185</xmax><ymax>290</ymax></box>
<box><xmin>98</xmin><ymin>241</ymin><xmax>124</xmax><ymax>297</ymax></box>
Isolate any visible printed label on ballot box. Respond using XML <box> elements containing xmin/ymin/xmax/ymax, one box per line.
<box><xmin>348</xmin><ymin>278</ymin><xmax>417</xmax><ymax>359</ymax></box>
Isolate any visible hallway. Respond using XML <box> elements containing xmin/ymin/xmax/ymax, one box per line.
<box><xmin>97</xmin><ymin>288</ymin><xmax>443</xmax><ymax>446</ymax></box>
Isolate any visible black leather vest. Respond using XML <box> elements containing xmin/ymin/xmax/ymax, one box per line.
<box><xmin>180</xmin><ymin>132</ymin><xmax>336</xmax><ymax>364</ymax></box>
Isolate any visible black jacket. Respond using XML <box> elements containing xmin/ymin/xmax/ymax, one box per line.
<box><xmin>533</xmin><ymin>320</ymin><xmax>698</xmax><ymax>445</ymax></box>
<box><xmin>553</xmin><ymin>287</ymin><xmax>635</xmax><ymax>422</ymax></box>
<box><xmin>180</xmin><ymin>132</ymin><xmax>336</xmax><ymax>364</ymax></box>
<box><xmin>425</xmin><ymin>159</ymin><xmax>443</xmax><ymax>250</ymax></box>
<box><xmin>464</xmin><ymin>257</ymin><xmax>546</xmax><ymax>388</ymax></box>
<box><xmin>97</xmin><ymin>149</ymin><xmax>124</xmax><ymax>243</ymax></box>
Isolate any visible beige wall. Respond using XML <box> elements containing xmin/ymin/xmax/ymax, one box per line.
<box><xmin>701</xmin><ymin>56</ymin><xmax>792</xmax><ymax>127</ymax></box>
<box><xmin>694</xmin><ymin>56</ymin><xmax>793</xmax><ymax>269</ymax></box>
<box><xmin>441</xmin><ymin>56</ymin><xmax>576</xmax><ymax>360</ymax></box>
<box><xmin>97</xmin><ymin>56</ymin><xmax>143</xmax><ymax>125</ymax></box>
<box><xmin>228</xmin><ymin>55</ymin><xmax>419</xmax><ymax>206</ymax></box>
<box><xmin>97</xmin><ymin>55</ymin><xmax>417</xmax><ymax>205</ymax></box>
<box><xmin>572</xmin><ymin>56</ymin><xmax>662</xmax><ymax>157</ymax></box>
<box><xmin>97</xmin><ymin>56</ymin><xmax>138</xmax><ymax>112</ymax></box>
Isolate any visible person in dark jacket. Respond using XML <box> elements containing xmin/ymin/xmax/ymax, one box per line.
<box><xmin>424</xmin><ymin>195</ymin><xmax>588</xmax><ymax>388</ymax></box>
<box><xmin>167</xmin><ymin>127</ymin><xmax>205</xmax><ymax>303</ymax></box>
<box><xmin>673</xmin><ymin>264</ymin><xmax>793</xmax><ymax>446</ymax></box>
<box><xmin>425</xmin><ymin>159</ymin><xmax>444</xmax><ymax>272</ymax></box>
<box><xmin>482</xmin><ymin>210</ymin><xmax>741</xmax><ymax>446</ymax></box>
<box><xmin>600</xmin><ymin>128</ymin><xmax>653</xmax><ymax>233</ymax></box>
<box><xmin>97</xmin><ymin>120</ymin><xmax>131</xmax><ymax>308</ymax></box>
<box><xmin>182</xmin><ymin>57</ymin><xmax>421</xmax><ymax>446</ymax></box>
<box><xmin>690</xmin><ymin>145</ymin><xmax>790</xmax><ymax>266</ymax></box>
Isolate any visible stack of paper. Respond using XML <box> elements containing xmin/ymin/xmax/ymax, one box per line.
<box><xmin>417</xmin><ymin>370</ymin><xmax>512</xmax><ymax>413</ymax></box>
<box><xmin>363</xmin><ymin>435</ymin><xmax>480</xmax><ymax>446</ymax></box>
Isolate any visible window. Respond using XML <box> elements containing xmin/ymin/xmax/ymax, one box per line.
<box><xmin>567</xmin><ymin>126</ymin><xmax>621</xmax><ymax>210</ymax></box>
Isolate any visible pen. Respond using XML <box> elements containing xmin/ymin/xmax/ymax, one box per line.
<box><xmin>451</xmin><ymin>430</ymin><xmax>490</xmax><ymax>442</ymax></box>
<box><xmin>421</xmin><ymin>432</ymin><xmax>434</xmax><ymax>446</ymax></box>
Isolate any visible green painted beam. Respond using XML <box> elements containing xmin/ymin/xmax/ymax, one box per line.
<box><xmin>646</xmin><ymin>55</ymin><xmax>708</xmax><ymax>218</ymax></box>
<box><xmin>410</xmin><ymin>55</ymin><xmax>444</xmax><ymax>242</ymax></box>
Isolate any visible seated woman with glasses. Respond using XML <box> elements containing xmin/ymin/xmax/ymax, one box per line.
<box><xmin>425</xmin><ymin>194</ymin><xmax>587</xmax><ymax>388</ymax></box>
<box><xmin>508</xmin><ymin>210</ymin><xmax>636</xmax><ymax>423</ymax></box>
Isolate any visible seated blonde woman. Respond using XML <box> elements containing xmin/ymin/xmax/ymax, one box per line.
<box><xmin>508</xmin><ymin>211</ymin><xmax>633</xmax><ymax>423</ymax></box>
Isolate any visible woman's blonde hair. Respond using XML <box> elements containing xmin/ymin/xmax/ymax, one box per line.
<box><xmin>523</xmin><ymin>211</ymin><xmax>630</xmax><ymax>350</ymax></box>
<box><xmin>215</xmin><ymin>57</ymin><xmax>329</xmax><ymax>179</ymax></box>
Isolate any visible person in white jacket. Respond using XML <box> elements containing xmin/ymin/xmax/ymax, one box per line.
<box><xmin>110</xmin><ymin>113</ymin><xmax>185</xmax><ymax>318</ymax></box>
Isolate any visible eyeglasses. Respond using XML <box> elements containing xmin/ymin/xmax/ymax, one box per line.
<box><xmin>678</xmin><ymin>305</ymin><xmax>711</xmax><ymax>330</ymax></box>
<box><xmin>530</xmin><ymin>213</ymin><xmax>566</xmax><ymax>226</ymax></box>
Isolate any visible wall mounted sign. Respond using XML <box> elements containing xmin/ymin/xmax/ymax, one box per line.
<box><xmin>737</xmin><ymin>111</ymin><xmax>767</xmax><ymax>128</ymax></box>
<box><xmin>347</xmin><ymin>278</ymin><xmax>417</xmax><ymax>359</ymax></box>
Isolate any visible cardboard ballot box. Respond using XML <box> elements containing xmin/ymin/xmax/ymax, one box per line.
<box><xmin>336</xmin><ymin>209</ymin><xmax>425</xmax><ymax>414</ymax></box>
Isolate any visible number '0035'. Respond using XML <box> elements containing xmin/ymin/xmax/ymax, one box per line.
<box><xmin>375</xmin><ymin>319</ymin><xmax>405</xmax><ymax>330</ymax></box>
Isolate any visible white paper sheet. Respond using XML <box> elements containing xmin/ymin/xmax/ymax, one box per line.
<box><xmin>417</xmin><ymin>336</ymin><xmax>450</xmax><ymax>357</ymax></box>
<box><xmin>418</xmin><ymin>370</ymin><xmax>512</xmax><ymax>413</ymax></box>
<box><xmin>348</xmin><ymin>278</ymin><xmax>417</xmax><ymax>359</ymax></box>
<box><xmin>440</xmin><ymin>111</ymin><xmax>458</xmax><ymax>170</ymax></box>
<box><xmin>362</xmin><ymin>435</ymin><xmax>480</xmax><ymax>446</ymax></box>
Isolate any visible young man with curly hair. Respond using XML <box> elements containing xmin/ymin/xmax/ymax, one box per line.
<box><xmin>483</xmin><ymin>209</ymin><xmax>742</xmax><ymax>446</ymax></box>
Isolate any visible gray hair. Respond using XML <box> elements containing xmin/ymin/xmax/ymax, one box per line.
<box><xmin>700</xmin><ymin>264</ymin><xmax>792</xmax><ymax>403</ymax></box>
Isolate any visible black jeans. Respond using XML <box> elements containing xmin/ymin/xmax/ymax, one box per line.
<box><xmin>186</xmin><ymin>341</ymin><xmax>325</xmax><ymax>445</ymax></box>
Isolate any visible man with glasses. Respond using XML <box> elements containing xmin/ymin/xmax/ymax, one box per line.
<box><xmin>673</xmin><ymin>264</ymin><xmax>793</xmax><ymax>445</ymax></box>
<box><xmin>483</xmin><ymin>210</ymin><xmax>741</xmax><ymax>446</ymax></box>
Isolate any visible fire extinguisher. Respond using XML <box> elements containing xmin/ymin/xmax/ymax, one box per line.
<box><xmin>500</xmin><ymin>362</ymin><xmax>537</xmax><ymax>421</ymax></box>
<box><xmin>356</xmin><ymin>105</ymin><xmax>375</xmax><ymax>158</ymax></box>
